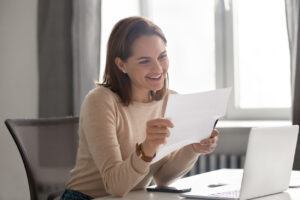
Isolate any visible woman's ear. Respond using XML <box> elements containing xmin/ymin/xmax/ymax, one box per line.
<box><xmin>115</xmin><ymin>57</ymin><xmax>127</xmax><ymax>74</ymax></box>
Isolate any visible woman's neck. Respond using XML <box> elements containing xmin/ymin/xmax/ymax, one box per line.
<box><xmin>131</xmin><ymin>88</ymin><xmax>152</xmax><ymax>103</ymax></box>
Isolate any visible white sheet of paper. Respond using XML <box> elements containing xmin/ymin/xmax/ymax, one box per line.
<box><xmin>151</xmin><ymin>88</ymin><xmax>232</xmax><ymax>163</ymax></box>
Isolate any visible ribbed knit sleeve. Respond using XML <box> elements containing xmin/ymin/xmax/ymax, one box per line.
<box><xmin>81</xmin><ymin>89</ymin><xmax>151</xmax><ymax>197</ymax></box>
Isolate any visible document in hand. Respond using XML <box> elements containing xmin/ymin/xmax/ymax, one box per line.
<box><xmin>151</xmin><ymin>88</ymin><xmax>232</xmax><ymax>163</ymax></box>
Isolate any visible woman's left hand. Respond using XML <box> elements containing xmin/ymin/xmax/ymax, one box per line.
<box><xmin>191</xmin><ymin>129</ymin><xmax>219</xmax><ymax>154</ymax></box>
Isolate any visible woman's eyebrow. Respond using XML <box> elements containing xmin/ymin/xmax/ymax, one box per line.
<box><xmin>137</xmin><ymin>56</ymin><xmax>150</xmax><ymax>60</ymax></box>
<box><xmin>137</xmin><ymin>51</ymin><xmax>167</xmax><ymax>60</ymax></box>
<box><xmin>160</xmin><ymin>50</ymin><xmax>167</xmax><ymax>55</ymax></box>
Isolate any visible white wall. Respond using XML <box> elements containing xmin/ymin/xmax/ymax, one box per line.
<box><xmin>0</xmin><ymin>0</ymin><xmax>38</xmax><ymax>199</ymax></box>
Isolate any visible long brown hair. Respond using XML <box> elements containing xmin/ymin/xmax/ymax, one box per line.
<box><xmin>99</xmin><ymin>16</ymin><xmax>168</xmax><ymax>106</ymax></box>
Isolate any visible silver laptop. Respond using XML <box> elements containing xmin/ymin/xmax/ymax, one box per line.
<box><xmin>181</xmin><ymin>125</ymin><xmax>299</xmax><ymax>200</ymax></box>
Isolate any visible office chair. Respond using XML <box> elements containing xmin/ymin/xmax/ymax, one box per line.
<box><xmin>5</xmin><ymin>116</ymin><xmax>79</xmax><ymax>200</ymax></box>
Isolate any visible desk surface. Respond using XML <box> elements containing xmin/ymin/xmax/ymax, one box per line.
<box><xmin>96</xmin><ymin>169</ymin><xmax>300</xmax><ymax>200</ymax></box>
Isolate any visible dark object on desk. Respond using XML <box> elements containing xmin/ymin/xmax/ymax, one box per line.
<box><xmin>208</xmin><ymin>183</ymin><xmax>227</xmax><ymax>188</ymax></box>
<box><xmin>5</xmin><ymin>116</ymin><xmax>79</xmax><ymax>200</ymax></box>
<box><xmin>147</xmin><ymin>186</ymin><xmax>191</xmax><ymax>193</ymax></box>
<box><xmin>289</xmin><ymin>185</ymin><xmax>300</xmax><ymax>188</ymax></box>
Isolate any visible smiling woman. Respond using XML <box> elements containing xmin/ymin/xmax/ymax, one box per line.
<box><xmin>102</xmin><ymin>17</ymin><xmax>169</xmax><ymax>105</ymax></box>
<box><xmin>60</xmin><ymin>16</ymin><xmax>219</xmax><ymax>199</ymax></box>
<box><xmin>114</xmin><ymin>35</ymin><xmax>168</xmax><ymax>103</ymax></box>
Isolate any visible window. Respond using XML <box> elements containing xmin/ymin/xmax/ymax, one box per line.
<box><xmin>100</xmin><ymin>0</ymin><xmax>291</xmax><ymax>120</ymax></box>
<box><xmin>220</xmin><ymin>0</ymin><xmax>291</xmax><ymax>119</ymax></box>
<box><xmin>236</xmin><ymin>0</ymin><xmax>291</xmax><ymax>109</ymax></box>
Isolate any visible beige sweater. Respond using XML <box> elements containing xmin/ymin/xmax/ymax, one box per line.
<box><xmin>66</xmin><ymin>86</ymin><xmax>199</xmax><ymax>198</ymax></box>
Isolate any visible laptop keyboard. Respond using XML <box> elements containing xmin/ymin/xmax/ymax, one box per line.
<box><xmin>209</xmin><ymin>190</ymin><xmax>240</xmax><ymax>198</ymax></box>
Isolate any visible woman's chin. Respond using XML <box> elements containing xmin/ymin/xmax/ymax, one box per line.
<box><xmin>150</xmin><ymin>86</ymin><xmax>164</xmax><ymax>92</ymax></box>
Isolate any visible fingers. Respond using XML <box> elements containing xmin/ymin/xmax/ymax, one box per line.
<box><xmin>210</xmin><ymin>129</ymin><xmax>219</xmax><ymax>138</ymax></box>
<box><xmin>144</xmin><ymin>118</ymin><xmax>174</xmax><ymax>153</ymax></box>
<box><xmin>147</xmin><ymin>126</ymin><xmax>170</xmax><ymax>135</ymax></box>
<box><xmin>193</xmin><ymin>130</ymin><xmax>219</xmax><ymax>154</ymax></box>
<box><xmin>200</xmin><ymin>136</ymin><xmax>218</xmax><ymax>145</ymax></box>
<box><xmin>198</xmin><ymin>129</ymin><xmax>219</xmax><ymax>145</ymax></box>
<box><xmin>146</xmin><ymin>123</ymin><xmax>171</xmax><ymax>139</ymax></box>
<box><xmin>147</xmin><ymin>131</ymin><xmax>170</xmax><ymax>140</ymax></box>
<box><xmin>147</xmin><ymin>118</ymin><xmax>174</xmax><ymax>128</ymax></box>
<box><xmin>146</xmin><ymin>118</ymin><xmax>173</xmax><ymax>141</ymax></box>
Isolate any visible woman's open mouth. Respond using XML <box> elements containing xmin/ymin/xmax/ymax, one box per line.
<box><xmin>146</xmin><ymin>74</ymin><xmax>163</xmax><ymax>82</ymax></box>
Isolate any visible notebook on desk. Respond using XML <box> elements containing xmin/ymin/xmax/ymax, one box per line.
<box><xmin>181</xmin><ymin>125</ymin><xmax>299</xmax><ymax>200</ymax></box>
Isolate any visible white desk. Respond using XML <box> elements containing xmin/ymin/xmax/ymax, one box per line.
<box><xmin>96</xmin><ymin>169</ymin><xmax>300</xmax><ymax>200</ymax></box>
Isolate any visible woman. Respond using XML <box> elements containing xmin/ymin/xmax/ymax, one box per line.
<box><xmin>61</xmin><ymin>16</ymin><xmax>218</xmax><ymax>200</ymax></box>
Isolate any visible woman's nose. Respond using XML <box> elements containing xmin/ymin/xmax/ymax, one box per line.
<box><xmin>152</xmin><ymin>60</ymin><xmax>163</xmax><ymax>72</ymax></box>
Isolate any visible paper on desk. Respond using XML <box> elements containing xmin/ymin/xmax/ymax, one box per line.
<box><xmin>151</xmin><ymin>88</ymin><xmax>231</xmax><ymax>163</ymax></box>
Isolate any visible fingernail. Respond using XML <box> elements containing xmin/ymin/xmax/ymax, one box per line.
<box><xmin>166</xmin><ymin>118</ymin><xmax>174</xmax><ymax>127</ymax></box>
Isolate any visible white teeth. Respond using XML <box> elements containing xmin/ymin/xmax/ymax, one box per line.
<box><xmin>148</xmin><ymin>74</ymin><xmax>161</xmax><ymax>79</ymax></box>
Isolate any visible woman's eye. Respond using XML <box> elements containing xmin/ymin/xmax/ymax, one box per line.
<box><xmin>139</xmin><ymin>60</ymin><xmax>149</xmax><ymax>64</ymax></box>
<box><xmin>159</xmin><ymin>55</ymin><xmax>167</xmax><ymax>60</ymax></box>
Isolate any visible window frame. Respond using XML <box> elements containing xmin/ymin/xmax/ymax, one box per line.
<box><xmin>101</xmin><ymin>0</ymin><xmax>292</xmax><ymax>120</ymax></box>
<box><xmin>215</xmin><ymin>0</ymin><xmax>291</xmax><ymax>120</ymax></box>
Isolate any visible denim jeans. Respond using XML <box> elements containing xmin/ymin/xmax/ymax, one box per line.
<box><xmin>61</xmin><ymin>189</ymin><xmax>93</xmax><ymax>200</ymax></box>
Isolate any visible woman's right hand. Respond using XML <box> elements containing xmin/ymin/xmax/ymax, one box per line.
<box><xmin>142</xmin><ymin>118</ymin><xmax>174</xmax><ymax>157</ymax></box>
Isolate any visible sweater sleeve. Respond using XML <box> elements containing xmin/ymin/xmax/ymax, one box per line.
<box><xmin>153</xmin><ymin>144</ymin><xmax>199</xmax><ymax>186</ymax></box>
<box><xmin>81</xmin><ymin>89</ymin><xmax>151</xmax><ymax>197</ymax></box>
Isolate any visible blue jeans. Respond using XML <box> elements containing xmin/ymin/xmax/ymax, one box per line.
<box><xmin>61</xmin><ymin>189</ymin><xmax>93</xmax><ymax>200</ymax></box>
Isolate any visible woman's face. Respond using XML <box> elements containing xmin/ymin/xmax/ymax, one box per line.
<box><xmin>116</xmin><ymin>35</ymin><xmax>169</xmax><ymax>100</ymax></box>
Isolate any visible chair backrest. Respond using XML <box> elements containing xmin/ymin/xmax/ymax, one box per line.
<box><xmin>5</xmin><ymin>116</ymin><xmax>79</xmax><ymax>200</ymax></box>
